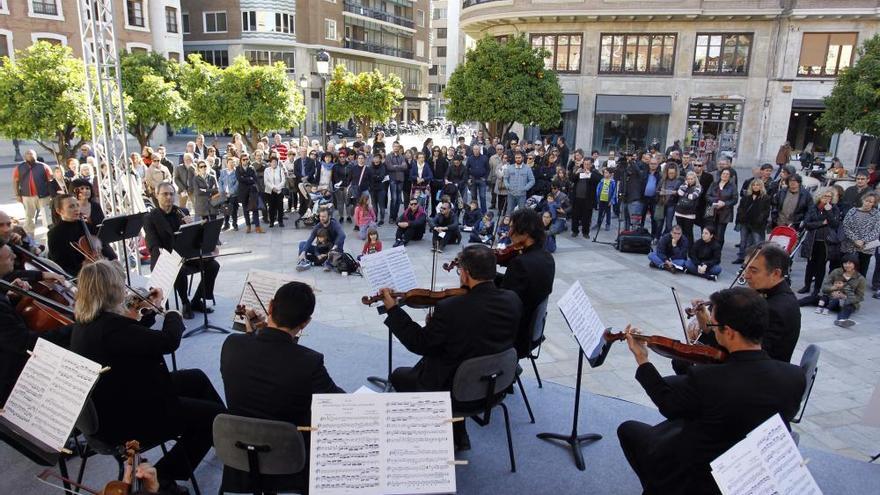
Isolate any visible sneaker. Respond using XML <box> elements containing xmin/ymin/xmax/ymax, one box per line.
<box><xmin>392</xmin><ymin>239</ymin><xmax>403</xmax><ymax>248</ymax></box>
<box><xmin>821</xmin><ymin>308</ymin><xmax>829</xmax><ymax>315</ymax></box>
<box><xmin>796</xmin><ymin>286</ymin><xmax>811</xmax><ymax>294</ymax></box>
<box><xmin>648</xmin><ymin>261</ymin><xmax>659</xmax><ymax>269</ymax></box>
<box><xmin>378</xmin><ymin>220</ymin><xmax>385</xmax><ymax>226</ymax></box>
<box><xmin>354</xmin><ymin>225</ymin><xmax>360</xmax><ymax>232</ymax></box>
<box><xmin>814</xmin><ymin>306</ymin><xmax>824</xmax><ymax>314</ymax></box>
<box><xmin>707</xmin><ymin>274</ymin><xmax>718</xmax><ymax>282</ymax></box>
<box><xmin>834</xmin><ymin>319</ymin><xmax>855</xmax><ymax>328</ymax></box>
<box><xmin>233</xmin><ymin>225</ymin><xmax>239</xmax><ymax>231</ymax></box>
<box><xmin>874</xmin><ymin>290</ymin><xmax>880</xmax><ymax>300</ymax></box>
<box><xmin>346</xmin><ymin>217</ymin><xmax>352</xmax><ymax>224</ymax></box>
<box><xmin>672</xmin><ymin>264</ymin><xmax>685</xmax><ymax>272</ymax></box>
<box><xmin>296</xmin><ymin>260</ymin><xmax>312</xmax><ymax>271</ymax></box>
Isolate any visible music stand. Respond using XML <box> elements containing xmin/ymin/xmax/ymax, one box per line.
<box><xmin>536</xmin><ymin>326</ymin><xmax>611</xmax><ymax>471</ymax></box>
<box><xmin>98</xmin><ymin>213</ymin><xmax>145</xmax><ymax>286</ymax></box>
<box><xmin>174</xmin><ymin>219</ymin><xmax>229</xmax><ymax>338</ymax></box>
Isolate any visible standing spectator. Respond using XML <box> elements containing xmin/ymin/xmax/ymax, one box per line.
<box><xmin>815</xmin><ymin>254</ymin><xmax>866</xmax><ymax>328</ymax></box>
<box><xmin>867</xmin><ymin>163</ymin><xmax>878</xmax><ymax>188</ymax></box>
<box><xmin>556</xmin><ymin>137</ymin><xmax>570</xmax><ymax>168</ymax></box>
<box><xmin>686</xmin><ymin>226</ymin><xmax>723</xmax><ymax>281</ymax></box>
<box><xmin>467</xmin><ymin>145</ymin><xmax>490</xmax><ymax>213</ymax></box>
<box><xmin>692</xmin><ymin>160</ymin><xmax>714</xmax><ymax>231</ymax></box>
<box><xmin>674</xmin><ymin>171</ymin><xmax>703</xmax><ymax>247</ymax></box>
<box><xmin>174</xmin><ymin>153</ymin><xmax>196</xmax><ymax>209</ymax></box>
<box><xmin>774</xmin><ymin>141</ymin><xmax>792</xmax><ymax>179</ymax></box>
<box><xmin>143</xmin><ymin>156</ymin><xmax>172</xmax><ymax>204</ymax></box>
<box><xmin>235</xmin><ymin>153</ymin><xmax>264</xmax><ymax>234</ymax></box>
<box><xmin>252</xmin><ymin>150</ymin><xmax>270</xmax><ymax>223</ymax></box>
<box><xmin>839</xmin><ymin>172</ymin><xmax>872</xmax><ymax>214</ymax></box>
<box><xmin>567</xmin><ymin>149</ymin><xmax>585</xmax><ymax>176</ymax></box>
<box><xmin>192</xmin><ymin>160</ymin><xmax>220</xmax><ymax>222</ymax></box>
<box><xmin>65</xmin><ymin>157</ymin><xmax>79</xmax><ymax>180</ymax></box>
<box><xmin>77</xmin><ymin>144</ymin><xmax>94</xmax><ymax>163</ymax></box>
<box><xmin>706</xmin><ymin>168</ymin><xmax>738</xmax><ymax>248</ymax></box>
<box><xmin>648</xmin><ymin>225</ymin><xmax>689</xmax><ymax>272</ymax></box>
<box><xmin>329</xmin><ymin>153</ymin><xmax>350</xmax><ymax>222</ymax></box>
<box><xmin>732</xmin><ymin>178</ymin><xmax>772</xmax><ymax>265</ymax></box>
<box><xmin>264</xmin><ymin>157</ymin><xmax>286</xmax><ymax>228</ymax></box>
<box><xmin>642</xmin><ymin>158</ymin><xmax>663</xmax><ymax>238</ymax></box>
<box><xmin>410</xmin><ymin>152</ymin><xmax>433</xmax><ymax>207</ymax></box>
<box><xmin>657</xmin><ymin>165</ymin><xmax>683</xmax><ymax>235</ymax></box>
<box><xmin>385</xmin><ymin>142</ymin><xmax>407</xmax><ymax>222</ymax></box>
<box><xmin>49</xmin><ymin>166</ymin><xmax>69</xmax><ymax>198</ymax></box>
<box><xmin>533</xmin><ymin>150</ymin><xmax>558</xmax><ymax>198</ymax></box>
<box><xmin>428</xmin><ymin>147</ymin><xmax>448</xmax><ymax>213</ymax></box>
<box><xmin>219</xmin><ymin>157</ymin><xmax>240</xmax><ymax>231</ymax></box>
<box><xmin>594</xmin><ymin>167</ymin><xmax>617</xmax><ymax>231</ymax></box>
<box><xmin>841</xmin><ymin>192</ymin><xmax>880</xmax><ymax>277</ymax></box>
<box><xmin>797</xmin><ymin>188</ymin><xmax>840</xmax><ymax>295</ymax></box>
<box><xmin>157</xmin><ymin>145</ymin><xmax>175</xmax><ymax>178</ymax></box>
<box><xmin>624</xmin><ymin>155</ymin><xmax>646</xmax><ymax>230</ymax></box>
<box><xmin>503</xmin><ymin>152</ymin><xmax>535</xmax><ymax>215</ymax></box>
<box><xmin>772</xmin><ymin>174</ymin><xmax>811</xmax><ymax>229</ymax></box>
<box><xmin>292</xmin><ymin>148</ymin><xmax>316</xmax><ymax>214</ymax></box>
<box><xmin>368</xmin><ymin>154</ymin><xmax>388</xmax><ymax>225</ymax></box>
<box><xmin>12</xmin><ymin>150</ymin><xmax>53</xmax><ymax>235</ymax></box>
<box><xmin>488</xmin><ymin>144</ymin><xmax>505</xmax><ymax>210</ymax></box>
<box><xmin>569</xmin><ymin>157</ymin><xmax>600</xmax><ymax>237</ymax></box>
<box><xmin>271</xmin><ymin>134</ymin><xmax>288</xmax><ymax>163</ymax></box>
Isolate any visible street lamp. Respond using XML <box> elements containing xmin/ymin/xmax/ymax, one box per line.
<box><xmin>316</xmin><ymin>50</ymin><xmax>330</xmax><ymax>150</ymax></box>
<box><xmin>298</xmin><ymin>74</ymin><xmax>309</xmax><ymax>140</ymax></box>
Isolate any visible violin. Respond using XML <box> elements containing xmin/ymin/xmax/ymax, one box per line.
<box><xmin>604</xmin><ymin>330</ymin><xmax>728</xmax><ymax>365</ymax></box>
<box><xmin>234</xmin><ymin>304</ymin><xmax>268</xmax><ymax>332</ymax></box>
<box><xmin>442</xmin><ymin>243</ymin><xmax>525</xmax><ymax>272</ymax></box>
<box><xmin>76</xmin><ymin>217</ymin><xmax>104</xmax><ymax>264</ymax></box>
<box><xmin>102</xmin><ymin>440</ymin><xmax>143</xmax><ymax>495</ymax></box>
<box><xmin>361</xmin><ymin>287</ymin><xmax>468</xmax><ymax>309</ymax></box>
<box><xmin>124</xmin><ymin>287</ymin><xmax>166</xmax><ymax>319</ymax></box>
<box><xmin>1</xmin><ymin>278</ymin><xmax>76</xmax><ymax>332</ymax></box>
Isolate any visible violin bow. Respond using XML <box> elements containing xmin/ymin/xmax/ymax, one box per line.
<box><xmin>730</xmin><ymin>243</ymin><xmax>762</xmax><ymax>289</ymax></box>
<box><xmin>247</xmin><ymin>282</ymin><xmax>269</xmax><ymax>315</ymax></box>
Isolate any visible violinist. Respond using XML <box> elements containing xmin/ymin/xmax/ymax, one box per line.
<box><xmin>70</xmin><ymin>260</ymin><xmax>226</xmax><ymax>494</ymax></box>
<box><xmin>378</xmin><ymin>244</ymin><xmax>522</xmax><ymax>451</ymax></box>
<box><xmin>220</xmin><ymin>282</ymin><xmax>343</xmax><ymax>493</ymax></box>
<box><xmin>496</xmin><ymin>208</ymin><xmax>555</xmax><ymax>359</ymax></box>
<box><xmin>0</xmin><ymin>239</ymin><xmax>72</xmax><ymax>405</ymax></box>
<box><xmin>143</xmin><ymin>182</ymin><xmax>220</xmax><ymax>320</ymax></box>
<box><xmin>47</xmin><ymin>194</ymin><xmax>116</xmax><ymax>276</ymax></box>
<box><xmin>617</xmin><ymin>287</ymin><xmax>805</xmax><ymax>495</ymax></box>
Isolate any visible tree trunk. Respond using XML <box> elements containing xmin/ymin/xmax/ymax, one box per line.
<box><xmin>357</xmin><ymin>118</ymin><xmax>371</xmax><ymax>138</ymax></box>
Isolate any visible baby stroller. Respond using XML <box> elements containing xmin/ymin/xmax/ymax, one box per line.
<box><xmin>296</xmin><ymin>182</ymin><xmax>334</xmax><ymax>228</ymax></box>
<box><xmin>768</xmin><ymin>225</ymin><xmax>802</xmax><ymax>256</ymax></box>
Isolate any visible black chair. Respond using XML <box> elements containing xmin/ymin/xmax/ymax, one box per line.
<box><xmin>212</xmin><ymin>414</ymin><xmax>306</xmax><ymax>495</ymax></box>
<box><xmin>74</xmin><ymin>398</ymin><xmax>202</xmax><ymax>495</ymax></box>
<box><xmin>516</xmin><ymin>297</ymin><xmax>549</xmax><ymax>424</ymax></box>
<box><xmin>792</xmin><ymin>344</ymin><xmax>820</xmax><ymax>424</ymax></box>
<box><xmin>451</xmin><ymin>348</ymin><xmax>518</xmax><ymax>472</ymax></box>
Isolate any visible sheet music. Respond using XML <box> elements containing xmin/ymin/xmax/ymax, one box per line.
<box><xmin>359</xmin><ymin>246</ymin><xmax>418</xmax><ymax>294</ymax></box>
<box><xmin>149</xmin><ymin>249</ymin><xmax>183</xmax><ymax>305</ymax></box>
<box><xmin>234</xmin><ymin>269</ymin><xmax>315</xmax><ymax>326</ymax></box>
<box><xmin>0</xmin><ymin>339</ymin><xmax>101</xmax><ymax>451</ymax></box>
<box><xmin>557</xmin><ymin>281</ymin><xmax>607</xmax><ymax>358</ymax></box>
<box><xmin>711</xmin><ymin>414</ymin><xmax>822</xmax><ymax>495</ymax></box>
<box><xmin>309</xmin><ymin>392</ymin><xmax>456</xmax><ymax>495</ymax></box>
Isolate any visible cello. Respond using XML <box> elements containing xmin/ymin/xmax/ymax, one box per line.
<box><xmin>1</xmin><ymin>278</ymin><xmax>75</xmax><ymax>332</ymax></box>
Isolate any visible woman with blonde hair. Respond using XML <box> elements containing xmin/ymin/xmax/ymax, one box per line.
<box><xmin>71</xmin><ymin>260</ymin><xmax>226</xmax><ymax>493</ymax></box>
<box><xmin>732</xmin><ymin>177</ymin><xmax>771</xmax><ymax>264</ymax></box>
<box><xmin>798</xmin><ymin>187</ymin><xmax>840</xmax><ymax>295</ymax></box>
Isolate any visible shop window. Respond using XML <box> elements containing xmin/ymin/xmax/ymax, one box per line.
<box><xmin>693</xmin><ymin>33</ymin><xmax>752</xmax><ymax>75</ymax></box>
<box><xmin>599</xmin><ymin>33</ymin><xmax>676</xmax><ymax>75</ymax></box>
<box><xmin>685</xmin><ymin>101</ymin><xmax>742</xmax><ymax>163</ymax></box>
<box><xmin>798</xmin><ymin>32</ymin><xmax>857</xmax><ymax>77</ymax></box>
<box><xmin>592</xmin><ymin>114</ymin><xmax>668</xmax><ymax>155</ymax></box>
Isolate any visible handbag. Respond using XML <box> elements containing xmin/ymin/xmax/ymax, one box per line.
<box><xmin>210</xmin><ymin>192</ymin><xmax>225</xmax><ymax>207</ymax></box>
<box><xmin>703</xmin><ymin>205</ymin><xmax>716</xmax><ymax>218</ymax></box>
<box><xmin>861</xmin><ymin>239</ymin><xmax>880</xmax><ymax>254</ymax></box>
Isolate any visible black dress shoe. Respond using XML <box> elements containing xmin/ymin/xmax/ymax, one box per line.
<box><xmin>796</xmin><ymin>286</ymin><xmax>811</xmax><ymax>294</ymax></box>
<box><xmin>191</xmin><ymin>300</ymin><xmax>214</xmax><ymax>313</ymax></box>
<box><xmin>181</xmin><ymin>303</ymin><xmax>194</xmax><ymax>320</ymax></box>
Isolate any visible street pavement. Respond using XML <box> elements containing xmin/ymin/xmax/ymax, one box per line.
<box><xmin>1</xmin><ymin>133</ymin><xmax>878</xmax><ymax>462</ymax></box>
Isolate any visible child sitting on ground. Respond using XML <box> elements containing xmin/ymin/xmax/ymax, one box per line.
<box><xmin>461</xmin><ymin>200</ymin><xmax>482</xmax><ymax>232</ymax></box>
<box><xmin>360</xmin><ymin>228</ymin><xmax>382</xmax><ymax>260</ymax></box>
<box><xmin>496</xmin><ymin>215</ymin><xmax>512</xmax><ymax>247</ymax></box>
<box><xmin>469</xmin><ymin>211</ymin><xmax>496</xmax><ymax>245</ymax></box>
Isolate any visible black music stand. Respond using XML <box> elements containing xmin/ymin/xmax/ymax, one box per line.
<box><xmin>174</xmin><ymin>219</ymin><xmax>229</xmax><ymax>339</ymax></box>
<box><xmin>536</xmin><ymin>326</ymin><xmax>612</xmax><ymax>471</ymax></box>
<box><xmin>98</xmin><ymin>213</ymin><xmax>146</xmax><ymax>286</ymax></box>
<box><xmin>366</xmin><ymin>304</ymin><xmax>394</xmax><ymax>392</ymax></box>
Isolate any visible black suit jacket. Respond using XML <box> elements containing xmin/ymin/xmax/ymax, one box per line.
<box><xmin>498</xmin><ymin>243</ymin><xmax>555</xmax><ymax>357</ymax></box>
<box><xmin>70</xmin><ymin>311</ymin><xmax>183</xmax><ymax>444</ymax></box>
<box><xmin>384</xmin><ymin>282</ymin><xmax>522</xmax><ymax>391</ymax></box>
<box><xmin>761</xmin><ymin>281</ymin><xmax>801</xmax><ymax>363</ymax></box>
<box><xmin>636</xmin><ymin>350</ymin><xmax>805</xmax><ymax>494</ymax></box>
<box><xmin>220</xmin><ymin>328</ymin><xmax>343</xmax><ymax>428</ymax></box>
<box><xmin>0</xmin><ymin>294</ymin><xmax>71</xmax><ymax>405</ymax></box>
<box><xmin>142</xmin><ymin>206</ymin><xmax>185</xmax><ymax>269</ymax></box>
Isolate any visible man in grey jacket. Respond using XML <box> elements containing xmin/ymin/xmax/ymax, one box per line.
<box><xmin>503</xmin><ymin>152</ymin><xmax>535</xmax><ymax>215</ymax></box>
<box><xmin>173</xmin><ymin>152</ymin><xmax>196</xmax><ymax>208</ymax></box>
<box><xmin>385</xmin><ymin>142</ymin><xmax>408</xmax><ymax>221</ymax></box>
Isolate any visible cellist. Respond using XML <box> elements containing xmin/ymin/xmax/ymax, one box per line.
<box><xmin>617</xmin><ymin>287</ymin><xmax>804</xmax><ymax>495</ymax></box>
<box><xmin>0</xmin><ymin>239</ymin><xmax>72</xmax><ymax>405</ymax></box>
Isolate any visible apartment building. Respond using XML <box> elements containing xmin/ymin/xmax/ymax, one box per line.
<box><xmin>427</xmin><ymin>0</ymin><xmax>470</xmax><ymax>119</ymax></box>
<box><xmin>0</xmin><ymin>0</ymin><xmax>185</xmax><ymax>61</ymax></box>
<box><xmin>180</xmin><ymin>0</ymin><xmax>432</xmax><ymax>133</ymax></box>
<box><xmin>459</xmin><ymin>0</ymin><xmax>880</xmax><ymax>167</ymax></box>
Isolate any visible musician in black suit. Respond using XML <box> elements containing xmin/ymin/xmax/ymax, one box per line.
<box><xmin>380</xmin><ymin>244</ymin><xmax>522</xmax><ymax>450</ymax></box>
<box><xmin>47</xmin><ymin>194</ymin><xmax>115</xmax><ymax>277</ymax></box>
<box><xmin>0</xmin><ymin>240</ymin><xmax>72</xmax><ymax>405</ymax></box>
<box><xmin>496</xmin><ymin>208</ymin><xmax>555</xmax><ymax>358</ymax></box>
<box><xmin>143</xmin><ymin>182</ymin><xmax>220</xmax><ymax>320</ymax></box>
<box><xmin>220</xmin><ymin>281</ymin><xmax>343</xmax><ymax>493</ymax></box>
<box><xmin>618</xmin><ymin>287</ymin><xmax>805</xmax><ymax>495</ymax></box>
<box><xmin>70</xmin><ymin>260</ymin><xmax>226</xmax><ymax>494</ymax></box>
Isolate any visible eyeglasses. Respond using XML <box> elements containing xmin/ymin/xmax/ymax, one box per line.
<box><xmin>705</xmin><ymin>322</ymin><xmax>724</xmax><ymax>331</ymax></box>
<box><xmin>198</xmin><ymin>165</ymin><xmax>207</xmax><ymax>169</ymax></box>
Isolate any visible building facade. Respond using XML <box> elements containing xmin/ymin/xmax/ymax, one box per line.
<box><xmin>427</xmin><ymin>0</ymin><xmax>470</xmax><ymax>119</ymax></box>
<box><xmin>180</xmin><ymin>0</ymin><xmax>432</xmax><ymax>134</ymax></box>
<box><xmin>459</xmin><ymin>0</ymin><xmax>880</xmax><ymax>167</ymax></box>
<box><xmin>0</xmin><ymin>0</ymin><xmax>184</xmax><ymax>60</ymax></box>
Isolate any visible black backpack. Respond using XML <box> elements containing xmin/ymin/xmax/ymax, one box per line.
<box><xmin>331</xmin><ymin>252</ymin><xmax>360</xmax><ymax>274</ymax></box>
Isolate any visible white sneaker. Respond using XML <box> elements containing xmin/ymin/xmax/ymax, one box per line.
<box><xmin>814</xmin><ymin>307</ymin><xmax>824</xmax><ymax>314</ymax></box>
<box><xmin>821</xmin><ymin>308</ymin><xmax>829</xmax><ymax>315</ymax></box>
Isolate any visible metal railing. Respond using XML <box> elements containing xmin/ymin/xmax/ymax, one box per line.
<box><xmin>343</xmin><ymin>1</ymin><xmax>415</xmax><ymax>29</ymax></box>
<box><xmin>343</xmin><ymin>38</ymin><xmax>414</xmax><ymax>60</ymax></box>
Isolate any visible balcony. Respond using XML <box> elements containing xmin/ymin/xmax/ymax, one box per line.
<box><xmin>344</xmin><ymin>38</ymin><xmax>414</xmax><ymax>60</ymax></box>
<box><xmin>463</xmin><ymin>0</ymin><xmax>502</xmax><ymax>7</ymax></box>
<box><xmin>343</xmin><ymin>1</ymin><xmax>415</xmax><ymax>30</ymax></box>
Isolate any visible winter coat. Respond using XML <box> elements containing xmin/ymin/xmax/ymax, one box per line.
<box><xmin>800</xmin><ymin>203</ymin><xmax>841</xmax><ymax>260</ymax></box>
<box><xmin>735</xmin><ymin>193</ymin><xmax>772</xmax><ymax>232</ymax></box>
<box><xmin>706</xmin><ymin>180</ymin><xmax>739</xmax><ymax>224</ymax></box>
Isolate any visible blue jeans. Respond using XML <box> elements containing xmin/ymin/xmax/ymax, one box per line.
<box><xmin>662</xmin><ymin>204</ymin><xmax>676</xmax><ymax>234</ymax></box>
<box><xmin>469</xmin><ymin>178</ymin><xmax>488</xmax><ymax>213</ymax></box>
<box><xmin>825</xmin><ymin>297</ymin><xmax>855</xmax><ymax>320</ymax></box>
<box><xmin>737</xmin><ymin>226</ymin><xmax>766</xmax><ymax>260</ymax></box>
<box><xmin>648</xmin><ymin>252</ymin><xmax>686</xmax><ymax>268</ymax></box>
<box><xmin>626</xmin><ymin>201</ymin><xmax>644</xmax><ymax>230</ymax></box>
<box><xmin>388</xmin><ymin>180</ymin><xmax>403</xmax><ymax>221</ymax></box>
<box><xmin>596</xmin><ymin>201</ymin><xmax>612</xmax><ymax>228</ymax></box>
<box><xmin>507</xmin><ymin>194</ymin><xmax>527</xmax><ymax>215</ymax></box>
<box><xmin>685</xmin><ymin>260</ymin><xmax>722</xmax><ymax>278</ymax></box>
<box><xmin>298</xmin><ymin>240</ymin><xmax>330</xmax><ymax>267</ymax></box>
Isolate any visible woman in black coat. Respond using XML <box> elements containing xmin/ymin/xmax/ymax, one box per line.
<box><xmin>799</xmin><ymin>188</ymin><xmax>841</xmax><ymax>295</ymax></box>
<box><xmin>705</xmin><ymin>168</ymin><xmax>738</xmax><ymax>248</ymax></box>
<box><xmin>733</xmin><ymin>178</ymin><xmax>772</xmax><ymax>263</ymax></box>
<box><xmin>70</xmin><ymin>261</ymin><xmax>226</xmax><ymax>492</ymax></box>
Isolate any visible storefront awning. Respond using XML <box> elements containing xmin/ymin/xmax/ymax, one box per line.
<box><xmin>792</xmin><ymin>99</ymin><xmax>826</xmax><ymax>110</ymax></box>
<box><xmin>562</xmin><ymin>94</ymin><xmax>579</xmax><ymax>113</ymax></box>
<box><xmin>595</xmin><ymin>95</ymin><xmax>671</xmax><ymax>115</ymax></box>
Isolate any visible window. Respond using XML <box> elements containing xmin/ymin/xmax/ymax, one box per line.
<box><xmin>429</xmin><ymin>65</ymin><xmax>438</xmax><ymax>75</ymax></box>
<box><xmin>599</xmin><ymin>33</ymin><xmax>676</xmax><ymax>75</ymax></box>
<box><xmin>271</xmin><ymin>51</ymin><xmax>296</xmax><ymax>73</ymax></box>
<box><xmin>0</xmin><ymin>34</ymin><xmax>9</xmax><ymax>59</ymax></box>
<box><xmin>204</xmin><ymin>11</ymin><xmax>227</xmax><ymax>33</ymax></box>
<box><xmin>32</xmin><ymin>32</ymin><xmax>67</xmax><ymax>46</ymax></box>
<box><xmin>126</xmin><ymin>1</ymin><xmax>145</xmax><ymax>28</ymax></box>
<box><xmin>531</xmin><ymin>33</ymin><xmax>583</xmax><ymax>73</ymax></box>
<box><xmin>433</xmin><ymin>8</ymin><xmax>446</xmax><ymax>20</ymax></box>
<box><xmin>437</xmin><ymin>28</ymin><xmax>447</xmax><ymax>39</ymax></box>
<box><xmin>245</xmin><ymin>50</ymin><xmax>270</xmax><ymax>66</ymax></box>
<box><xmin>436</xmin><ymin>46</ymin><xmax>446</xmax><ymax>58</ymax></box>
<box><xmin>416</xmin><ymin>40</ymin><xmax>424</xmax><ymax>58</ymax></box>
<box><xmin>242</xmin><ymin>11</ymin><xmax>256</xmax><ymax>31</ymax></box>
<box><xmin>182</xmin><ymin>12</ymin><xmax>189</xmax><ymax>34</ymax></box>
<box><xmin>165</xmin><ymin>7</ymin><xmax>178</xmax><ymax>33</ymax></box>
<box><xmin>798</xmin><ymin>32</ymin><xmax>857</xmax><ymax>77</ymax></box>
<box><xmin>275</xmin><ymin>13</ymin><xmax>294</xmax><ymax>34</ymax></box>
<box><xmin>416</xmin><ymin>9</ymin><xmax>424</xmax><ymax>27</ymax></box>
<box><xmin>31</xmin><ymin>0</ymin><xmax>58</xmax><ymax>16</ymax></box>
<box><xmin>325</xmin><ymin>19</ymin><xmax>337</xmax><ymax>40</ymax></box>
<box><xmin>168</xmin><ymin>51</ymin><xmax>180</xmax><ymax>62</ymax></box>
<box><xmin>439</xmin><ymin>64</ymin><xmax>446</xmax><ymax>76</ymax></box>
<box><xmin>186</xmin><ymin>49</ymin><xmax>229</xmax><ymax>68</ymax></box>
<box><xmin>693</xmin><ymin>33</ymin><xmax>752</xmax><ymax>75</ymax></box>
